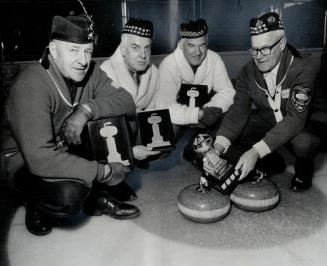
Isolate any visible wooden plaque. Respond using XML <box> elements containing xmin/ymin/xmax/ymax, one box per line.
<box><xmin>177</xmin><ymin>84</ymin><xmax>210</xmax><ymax>108</ymax></box>
<box><xmin>81</xmin><ymin>116</ymin><xmax>134</xmax><ymax>168</ymax></box>
<box><xmin>137</xmin><ymin>109</ymin><xmax>175</xmax><ymax>152</ymax></box>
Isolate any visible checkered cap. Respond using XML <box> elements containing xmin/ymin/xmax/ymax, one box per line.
<box><xmin>250</xmin><ymin>12</ymin><xmax>284</xmax><ymax>35</ymax></box>
<box><xmin>122</xmin><ymin>18</ymin><xmax>153</xmax><ymax>38</ymax></box>
<box><xmin>180</xmin><ymin>19</ymin><xmax>208</xmax><ymax>39</ymax></box>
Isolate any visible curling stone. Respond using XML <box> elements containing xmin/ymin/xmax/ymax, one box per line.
<box><xmin>230</xmin><ymin>177</ymin><xmax>280</xmax><ymax>212</ymax></box>
<box><xmin>177</xmin><ymin>183</ymin><xmax>231</xmax><ymax>223</ymax></box>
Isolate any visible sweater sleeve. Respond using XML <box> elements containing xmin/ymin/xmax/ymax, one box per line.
<box><xmin>216</xmin><ymin>69</ymin><xmax>253</xmax><ymax>142</ymax></box>
<box><xmin>156</xmin><ymin>57</ymin><xmax>199</xmax><ymax>125</ymax></box>
<box><xmin>7</xmin><ymin>74</ymin><xmax>102</xmax><ymax>186</ymax></box>
<box><xmin>204</xmin><ymin>54</ymin><xmax>235</xmax><ymax>113</ymax></box>
<box><xmin>84</xmin><ymin>65</ymin><xmax>136</xmax><ymax>119</ymax></box>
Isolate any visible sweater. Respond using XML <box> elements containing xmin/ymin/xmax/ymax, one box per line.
<box><xmin>216</xmin><ymin>47</ymin><xmax>316</xmax><ymax>157</ymax></box>
<box><xmin>100</xmin><ymin>45</ymin><xmax>159</xmax><ymax>112</ymax></box>
<box><xmin>0</xmin><ymin>52</ymin><xmax>135</xmax><ymax>186</ymax></box>
<box><xmin>156</xmin><ymin>43</ymin><xmax>235</xmax><ymax>125</ymax></box>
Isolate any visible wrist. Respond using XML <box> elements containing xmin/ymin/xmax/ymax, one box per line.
<box><xmin>77</xmin><ymin>104</ymin><xmax>93</xmax><ymax>119</ymax></box>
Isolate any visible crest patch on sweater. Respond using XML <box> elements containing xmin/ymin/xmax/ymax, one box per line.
<box><xmin>291</xmin><ymin>86</ymin><xmax>311</xmax><ymax>112</ymax></box>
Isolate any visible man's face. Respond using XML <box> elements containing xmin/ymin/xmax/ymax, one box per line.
<box><xmin>121</xmin><ymin>34</ymin><xmax>152</xmax><ymax>72</ymax></box>
<box><xmin>250</xmin><ymin>31</ymin><xmax>285</xmax><ymax>73</ymax></box>
<box><xmin>181</xmin><ymin>35</ymin><xmax>208</xmax><ymax>67</ymax></box>
<box><xmin>49</xmin><ymin>40</ymin><xmax>93</xmax><ymax>82</ymax></box>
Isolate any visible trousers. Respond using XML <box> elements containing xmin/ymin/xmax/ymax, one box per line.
<box><xmin>223</xmin><ymin>113</ymin><xmax>321</xmax><ymax>180</ymax></box>
<box><xmin>13</xmin><ymin>167</ymin><xmax>91</xmax><ymax>218</ymax></box>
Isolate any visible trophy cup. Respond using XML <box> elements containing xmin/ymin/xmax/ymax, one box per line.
<box><xmin>192</xmin><ymin>134</ymin><xmax>240</xmax><ymax>195</ymax></box>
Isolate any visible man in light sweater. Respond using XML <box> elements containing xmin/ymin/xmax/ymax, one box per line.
<box><xmin>101</xmin><ymin>18</ymin><xmax>160</xmax><ymax>201</ymax></box>
<box><xmin>156</xmin><ymin>19</ymin><xmax>235</xmax><ymax>165</ymax></box>
<box><xmin>206</xmin><ymin>11</ymin><xmax>320</xmax><ymax>192</ymax></box>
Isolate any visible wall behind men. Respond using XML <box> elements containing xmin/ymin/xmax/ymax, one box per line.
<box><xmin>0</xmin><ymin>0</ymin><xmax>326</xmax><ymax>61</ymax></box>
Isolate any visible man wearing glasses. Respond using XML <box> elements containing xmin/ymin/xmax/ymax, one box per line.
<box><xmin>206</xmin><ymin>11</ymin><xmax>320</xmax><ymax>192</ymax></box>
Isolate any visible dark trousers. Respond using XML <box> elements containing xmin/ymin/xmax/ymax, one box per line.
<box><xmin>13</xmin><ymin>167</ymin><xmax>91</xmax><ymax>218</ymax></box>
<box><xmin>223</xmin><ymin>113</ymin><xmax>321</xmax><ymax>181</ymax></box>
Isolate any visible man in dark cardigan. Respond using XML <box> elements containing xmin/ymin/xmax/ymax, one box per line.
<box><xmin>0</xmin><ymin>14</ymin><xmax>140</xmax><ymax>236</ymax></box>
<box><xmin>206</xmin><ymin>11</ymin><xmax>320</xmax><ymax>192</ymax></box>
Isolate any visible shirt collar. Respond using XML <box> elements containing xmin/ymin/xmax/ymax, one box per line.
<box><xmin>263</xmin><ymin>61</ymin><xmax>280</xmax><ymax>78</ymax></box>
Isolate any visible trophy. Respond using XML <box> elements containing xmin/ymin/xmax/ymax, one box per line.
<box><xmin>192</xmin><ymin>134</ymin><xmax>241</xmax><ymax>195</ymax></box>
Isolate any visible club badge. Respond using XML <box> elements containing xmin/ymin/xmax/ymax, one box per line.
<box><xmin>291</xmin><ymin>86</ymin><xmax>311</xmax><ymax>112</ymax></box>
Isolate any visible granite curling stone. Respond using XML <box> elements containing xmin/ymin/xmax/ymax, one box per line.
<box><xmin>177</xmin><ymin>183</ymin><xmax>231</xmax><ymax>223</ymax></box>
<box><xmin>230</xmin><ymin>178</ymin><xmax>280</xmax><ymax>212</ymax></box>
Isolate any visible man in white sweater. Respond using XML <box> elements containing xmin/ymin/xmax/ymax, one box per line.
<box><xmin>101</xmin><ymin>18</ymin><xmax>160</xmax><ymax>201</ymax></box>
<box><xmin>156</xmin><ymin>19</ymin><xmax>235</xmax><ymax>165</ymax></box>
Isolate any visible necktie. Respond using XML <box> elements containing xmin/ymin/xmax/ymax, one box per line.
<box><xmin>132</xmin><ymin>72</ymin><xmax>140</xmax><ymax>87</ymax></box>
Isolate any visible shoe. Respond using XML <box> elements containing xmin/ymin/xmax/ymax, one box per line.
<box><xmin>84</xmin><ymin>191</ymin><xmax>140</xmax><ymax>219</ymax></box>
<box><xmin>25</xmin><ymin>203</ymin><xmax>53</xmax><ymax>236</ymax></box>
<box><xmin>99</xmin><ymin>181</ymin><xmax>137</xmax><ymax>202</ymax></box>
<box><xmin>290</xmin><ymin>176</ymin><xmax>312</xmax><ymax>192</ymax></box>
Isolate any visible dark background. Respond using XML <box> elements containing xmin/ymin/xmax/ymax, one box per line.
<box><xmin>0</xmin><ymin>0</ymin><xmax>326</xmax><ymax>61</ymax></box>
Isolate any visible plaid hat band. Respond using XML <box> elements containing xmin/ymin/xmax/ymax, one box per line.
<box><xmin>180</xmin><ymin>19</ymin><xmax>208</xmax><ymax>39</ymax></box>
<box><xmin>250</xmin><ymin>12</ymin><xmax>284</xmax><ymax>36</ymax></box>
<box><xmin>122</xmin><ymin>18</ymin><xmax>153</xmax><ymax>38</ymax></box>
<box><xmin>180</xmin><ymin>29</ymin><xmax>207</xmax><ymax>39</ymax></box>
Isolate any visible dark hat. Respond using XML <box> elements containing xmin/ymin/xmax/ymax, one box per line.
<box><xmin>122</xmin><ymin>18</ymin><xmax>153</xmax><ymax>38</ymax></box>
<box><xmin>250</xmin><ymin>12</ymin><xmax>284</xmax><ymax>36</ymax></box>
<box><xmin>180</xmin><ymin>19</ymin><xmax>208</xmax><ymax>39</ymax></box>
<box><xmin>49</xmin><ymin>15</ymin><xmax>95</xmax><ymax>44</ymax></box>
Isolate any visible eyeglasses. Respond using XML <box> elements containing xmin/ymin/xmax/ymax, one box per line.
<box><xmin>249</xmin><ymin>37</ymin><xmax>283</xmax><ymax>56</ymax></box>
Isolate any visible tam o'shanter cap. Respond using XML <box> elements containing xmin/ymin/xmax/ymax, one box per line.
<box><xmin>50</xmin><ymin>15</ymin><xmax>95</xmax><ymax>44</ymax></box>
<box><xmin>122</xmin><ymin>18</ymin><xmax>153</xmax><ymax>38</ymax></box>
<box><xmin>180</xmin><ymin>19</ymin><xmax>208</xmax><ymax>39</ymax></box>
<box><xmin>250</xmin><ymin>12</ymin><xmax>284</xmax><ymax>36</ymax></box>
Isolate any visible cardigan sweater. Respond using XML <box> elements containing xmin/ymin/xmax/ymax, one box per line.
<box><xmin>216</xmin><ymin>47</ymin><xmax>316</xmax><ymax>157</ymax></box>
<box><xmin>0</xmin><ymin>52</ymin><xmax>135</xmax><ymax>186</ymax></box>
<box><xmin>156</xmin><ymin>43</ymin><xmax>235</xmax><ymax>125</ymax></box>
<box><xmin>100</xmin><ymin>45</ymin><xmax>159</xmax><ymax>112</ymax></box>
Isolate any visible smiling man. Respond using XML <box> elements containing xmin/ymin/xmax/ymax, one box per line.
<box><xmin>156</xmin><ymin>19</ymin><xmax>235</xmax><ymax>167</ymax></box>
<box><xmin>208</xmin><ymin>12</ymin><xmax>320</xmax><ymax>192</ymax></box>
<box><xmin>0</xmin><ymin>13</ymin><xmax>141</xmax><ymax>236</ymax></box>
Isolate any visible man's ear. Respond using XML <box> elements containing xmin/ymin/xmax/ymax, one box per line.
<box><xmin>179</xmin><ymin>39</ymin><xmax>185</xmax><ymax>52</ymax></box>
<box><xmin>120</xmin><ymin>35</ymin><xmax>127</xmax><ymax>56</ymax></box>
<box><xmin>280</xmin><ymin>36</ymin><xmax>287</xmax><ymax>51</ymax></box>
<box><xmin>48</xmin><ymin>41</ymin><xmax>57</xmax><ymax>59</ymax></box>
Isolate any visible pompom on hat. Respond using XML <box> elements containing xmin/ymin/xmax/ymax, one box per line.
<box><xmin>180</xmin><ymin>19</ymin><xmax>208</xmax><ymax>39</ymax></box>
<box><xmin>49</xmin><ymin>0</ymin><xmax>95</xmax><ymax>44</ymax></box>
<box><xmin>122</xmin><ymin>18</ymin><xmax>153</xmax><ymax>38</ymax></box>
<box><xmin>250</xmin><ymin>12</ymin><xmax>284</xmax><ymax>36</ymax></box>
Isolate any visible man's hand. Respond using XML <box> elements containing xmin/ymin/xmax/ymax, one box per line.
<box><xmin>132</xmin><ymin>145</ymin><xmax>160</xmax><ymax>161</ymax></box>
<box><xmin>235</xmin><ymin>148</ymin><xmax>260</xmax><ymax>180</ymax></box>
<box><xmin>199</xmin><ymin>107</ymin><xmax>222</xmax><ymax>127</ymax></box>
<box><xmin>60</xmin><ymin>104</ymin><xmax>92</xmax><ymax>145</ymax></box>
<box><xmin>213</xmin><ymin>142</ymin><xmax>225</xmax><ymax>155</ymax></box>
<box><xmin>101</xmin><ymin>162</ymin><xmax>130</xmax><ymax>186</ymax></box>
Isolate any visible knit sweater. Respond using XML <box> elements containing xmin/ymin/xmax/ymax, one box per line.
<box><xmin>156</xmin><ymin>43</ymin><xmax>235</xmax><ymax>125</ymax></box>
<box><xmin>0</xmin><ymin>53</ymin><xmax>135</xmax><ymax>186</ymax></box>
<box><xmin>216</xmin><ymin>47</ymin><xmax>316</xmax><ymax>157</ymax></box>
<box><xmin>100</xmin><ymin>45</ymin><xmax>159</xmax><ymax>112</ymax></box>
